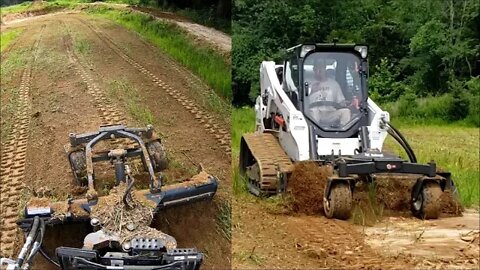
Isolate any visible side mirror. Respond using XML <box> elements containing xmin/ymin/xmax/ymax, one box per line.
<box><xmin>305</xmin><ymin>82</ymin><xmax>310</xmax><ymax>96</ymax></box>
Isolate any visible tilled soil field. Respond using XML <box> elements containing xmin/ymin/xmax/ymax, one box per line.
<box><xmin>1</xmin><ymin>13</ymin><xmax>230</xmax><ymax>269</ymax></box>
<box><xmin>233</xmin><ymin>162</ymin><xmax>479</xmax><ymax>269</ymax></box>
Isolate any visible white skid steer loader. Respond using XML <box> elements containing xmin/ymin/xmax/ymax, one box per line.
<box><xmin>239</xmin><ymin>43</ymin><xmax>456</xmax><ymax>220</ymax></box>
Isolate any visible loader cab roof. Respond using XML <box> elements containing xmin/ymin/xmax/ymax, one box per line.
<box><xmin>283</xmin><ymin>43</ymin><xmax>369</xmax><ymax>138</ymax></box>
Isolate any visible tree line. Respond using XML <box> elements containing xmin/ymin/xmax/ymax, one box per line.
<box><xmin>232</xmin><ymin>0</ymin><xmax>479</xmax><ymax>124</ymax></box>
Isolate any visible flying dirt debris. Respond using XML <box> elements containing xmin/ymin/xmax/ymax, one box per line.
<box><xmin>1</xmin><ymin>125</ymin><xmax>217</xmax><ymax>270</ymax></box>
<box><xmin>239</xmin><ymin>43</ymin><xmax>461</xmax><ymax>220</ymax></box>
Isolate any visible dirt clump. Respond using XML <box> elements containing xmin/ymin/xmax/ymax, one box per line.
<box><xmin>440</xmin><ymin>189</ymin><xmax>464</xmax><ymax>216</ymax></box>
<box><xmin>288</xmin><ymin>161</ymin><xmax>333</xmax><ymax>215</ymax></box>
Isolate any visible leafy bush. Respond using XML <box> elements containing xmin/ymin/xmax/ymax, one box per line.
<box><xmin>465</xmin><ymin>76</ymin><xmax>480</xmax><ymax>126</ymax></box>
<box><xmin>397</xmin><ymin>91</ymin><xmax>418</xmax><ymax>118</ymax></box>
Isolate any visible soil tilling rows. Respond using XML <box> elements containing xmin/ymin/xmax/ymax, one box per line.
<box><xmin>76</xmin><ymin>17</ymin><xmax>231</xmax><ymax>155</ymax></box>
<box><xmin>1</xmin><ymin>13</ymin><xmax>231</xmax><ymax>269</ymax></box>
<box><xmin>61</xmin><ymin>21</ymin><xmax>128</xmax><ymax>126</ymax></box>
<box><xmin>0</xmin><ymin>24</ymin><xmax>45</xmax><ymax>258</ymax></box>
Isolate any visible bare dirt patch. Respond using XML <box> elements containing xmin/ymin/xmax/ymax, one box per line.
<box><xmin>362</xmin><ymin>210</ymin><xmax>480</xmax><ymax>269</ymax></box>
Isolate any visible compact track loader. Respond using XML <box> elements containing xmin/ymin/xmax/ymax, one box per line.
<box><xmin>1</xmin><ymin>125</ymin><xmax>217</xmax><ymax>270</ymax></box>
<box><xmin>239</xmin><ymin>43</ymin><xmax>456</xmax><ymax>220</ymax></box>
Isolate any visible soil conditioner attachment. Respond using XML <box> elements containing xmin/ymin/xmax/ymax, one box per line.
<box><xmin>1</xmin><ymin>125</ymin><xmax>217</xmax><ymax>270</ymax></box>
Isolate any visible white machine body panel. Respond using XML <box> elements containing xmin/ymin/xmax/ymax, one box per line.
<box><xmin>255</xmin><ymin>60</ymin><xmax>391</xmax><ymax>161</ymax></box>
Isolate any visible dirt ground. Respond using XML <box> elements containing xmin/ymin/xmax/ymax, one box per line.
<box><xmin>233</xmin><ymin>162</ymin><xmax>479</xmax><ymax>269</ymax></box>
<box><xmin>1</xmin><ymin>13</ymin><xmax>230</xmax><ymax>269</ymax></box>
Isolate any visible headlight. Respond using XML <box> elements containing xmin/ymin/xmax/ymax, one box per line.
<box><xmin>300</xmin><ymin>45</ymin><xmax>315</xmax><ymax>58</ymax></box>
<box><xmin>354</xmin><ymin>45</ymin><xmax>368</xmax><ymax>58</ymax></box>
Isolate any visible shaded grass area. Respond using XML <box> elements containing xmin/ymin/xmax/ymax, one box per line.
<box><xmin>231</xmin><ymin>106</ymin><xmax>479</xmax><ymax>208</ymax></box>
<box><xmin>84</xmin><ymin>5</ymin><xmax>231</xmax><ymax>101</ymax></box>
<box><xmin>0</xmin><ymin>28</ymin><xmax>23</xmax><ymax>52</ymax></box>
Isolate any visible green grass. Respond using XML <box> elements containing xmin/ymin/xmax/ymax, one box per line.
<box><xmin>0</xmin><ymin>1</ymin><xmax>33</xmax><ymax>15</ymax></box>
<box><xmin>0</xmin><ymin>0</ymin><xmax>81</xmax><ymax>17</ymax></box>
<box><xmin>84</xmin><ymin>5</ymin><xmax>231</xmax><ymax>101</ymax></box>
<box><xmin>231</xmin><ymin>106</ymin><xmax>255</xmax><ymax>155</ymax></box>
<box><xmin>74</xmin><ymin>38</ymin><xmax>92</xmax><ymax>55</ymax></box>
<box><xmin>1</xmin><ymin>48</ymin><xmax>28</xmax><ymax>82</ymax></box>
<box><xmin>385</xmin><ymin>120</ymin><xmax>479</xmax><ymax>208</ymax></box>
<box><xmin>232</xmin><ymin>107</ymin><xmax>255</xmax><ymax>195</ymax></box>
<box><xmin>1</xmin><ymin>28</ymin><xmax>23</xmax><ymax>52</ymax></box>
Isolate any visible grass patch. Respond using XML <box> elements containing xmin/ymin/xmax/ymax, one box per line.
<box><xmin>85</xmin><ymin>6</ymin><xmax>231</xmax><ymax>101</ymax></box>
<box><xmin>74</xmin><ymin>38</ymin><xmax>92</xmax><ymax>55</ymax></box>
<box><xmin>1</xmin><ymin>48</ymin><xmax>28</xmax><ymax>84</ymax></box>
<box><xmin>232</xmin><ymin>107</ymin><xmax>255</xmax><ymax>195</ymax></box>
<box><xmin>216</xmin><ymin>200</ymin><xmax>231</xmax><ymax>241</ymax></box>
<box><xmin>1</xmin><ymin>0</ymin><xmax>81</xmax><ymax>17</ymax></box>
<box><xmin>232</xmin><ymin>165</ymin><xmax>247</xmax><ymax>195</ymax></box>
<box><xmin>107</xmin><ymin>79</ymin><xmax>154</xmax><ymax>125</ymax></box>
<box><xmin>385</xmin><ymin>120</ymin><xmax>479</xmax><ymax>208</ymax></box>
<box><xmin>231</xmin><ymin>106</ymin><xmax>255</xmax><ymax>155</ymax></box>
<box><xmin>1</xmin><ymin>28</ymin><xmax>23</xmax><ymax>52</ymax></box>
<box><xmin>1</xmin><ymin>1</ymin><xmax>33</xmax><ymax>15</ymax></box>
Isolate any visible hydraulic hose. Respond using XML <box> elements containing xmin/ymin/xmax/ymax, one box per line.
<box><xmin>16</xmin><ymin>216</ymin><xmax>40</xmax><ymax>268</ymax></box>
<box><xmin>25</xmin><ymin>218</ymin><xmax>45</xmax><ymax>267</ymax></box>
<box><xmin>386</xmin><ymin>128</ymin><xmax>416</xmax><ymax>163</ymax></box>
<box><xmin>386</xmin><ymin>122</ymin><xmax>417</xmax><ymax>163</ymax></box>
<box><xmin>39</xmin><ymin>247</ymin><xmax>61</xmax><ymax>268</ymax></box>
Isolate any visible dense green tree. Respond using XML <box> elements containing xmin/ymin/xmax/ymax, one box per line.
<box><xmin>233</xmin><ymin>0</ymin><xmax>479</xmax><ymax>111</ymax></box>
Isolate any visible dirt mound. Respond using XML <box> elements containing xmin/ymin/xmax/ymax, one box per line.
<box><xmin>288</xmin><ymin>162</ymin><xmax>332</xmax><ymax>215</ymax></box>
<box><xmin>354</xmin><ymin>175</ymin><xmax>463</xmax><ymax>217</ymax></box>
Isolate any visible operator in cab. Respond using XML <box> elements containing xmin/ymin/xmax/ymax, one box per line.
<box><xmin>306</xmin><ymin>57</ymin><xmax>351</xmax><ymax>126</ymax></box>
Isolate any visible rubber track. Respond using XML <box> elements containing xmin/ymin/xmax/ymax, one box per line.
<box><xmin>62</xmin><ymin>21</ymin><xmax>127</xmax><ymax>127</ymax></box>
<box><xmin>77</xmin><ymin>19</ymin><xmax>231</xmax><ymax>154</ymax></box>
<box><xmin>242</xmin><ymin>133</ymin><xmax>293</xmax><ymax>193</ymax></box>
<box><xmin>0</xmin><ymin>24</ymin><xmax>45</xmax><ymax>258</ymax></box>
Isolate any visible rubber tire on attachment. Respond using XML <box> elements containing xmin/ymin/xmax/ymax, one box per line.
<box><xmin>411</xmin><ymin>182</ymin><xmax>442</xmax><ymax>219</ymax></box>
<box><xmin>146</xmin><ymin>141</ymin><xmax>168</xmax><ymax>172</ymax></box>
<box><xmin>69</xmin><ymin>151</ymin><xmax>87</xmax><ymax>185</ymax></box>
<box><xmin>324</xmin><ymin>182</ymin><xmax>352</xmax><ymax>220</ymax></box>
